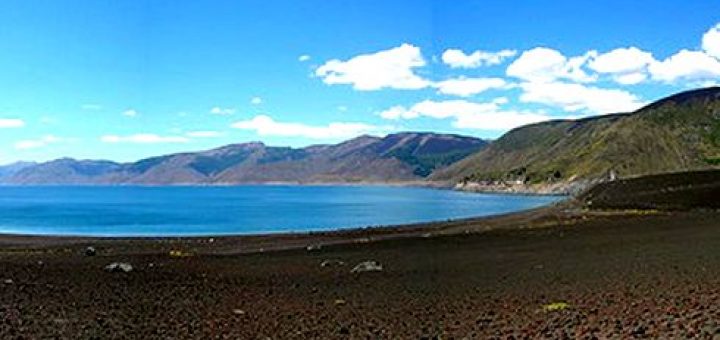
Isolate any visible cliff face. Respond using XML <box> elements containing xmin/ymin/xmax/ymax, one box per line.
<box><xmin>1</xmin><ymin>132</ymin><xmax>487</xmax><ymax>185</ymax></box>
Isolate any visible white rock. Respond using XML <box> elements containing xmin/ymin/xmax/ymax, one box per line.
<box><xmin>306</xmin><ymin>244</ymin><xmax>322</xmax><ymax>251</ymax></box>
<box><xmin>350</xmin><ymin>261</ymin><xmax>383</xmax><ymax>273</ymax></box>
<box><xmin>320</xmin><ymin>259</ymin><xmax>345</xmax><ymax>267</ymax></box>
<box><xmin>105</xmin><ymin>262</ymin><xmax>133</xmax><ymax>273</ymax></box>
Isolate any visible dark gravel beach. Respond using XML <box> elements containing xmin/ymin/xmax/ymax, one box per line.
<box><xmin>2</xmin><ymin>172</ymin><xmax>720</xmax><ymax>339</ymax></box>
<box><xmin>1</xmin><ymin>209</ymin><xmax>720</xmax><ymax>339</ymax></box>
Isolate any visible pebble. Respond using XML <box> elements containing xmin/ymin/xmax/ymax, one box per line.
<box><xmin>104</xmin><ymin>262</ymin><xmax>133</xmax><ymax>273</ymax></box>
<box><xmin>306</xmin><ymin>244</ymin><xmax>322</xmax><ymax>251</ymax></box>
<box><xmin>320</xmin><ymin>259</ymin><xmax>345</xmax><ymax>267</ymax></box>
<box><xmin>350</xmin><ymin>261</ymin><xmax>383</xmax><ymax>273</ymax></box>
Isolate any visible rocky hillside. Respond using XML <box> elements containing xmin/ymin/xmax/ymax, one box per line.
<box><xmin>432</xmin><ymin>87</ymin><xmax>720</xmax><ymax>192</ymax></box>
<box><xmin>2</xmin><ymin>132</ymin><xmax>486</xmax><ymax>185</ymax></box>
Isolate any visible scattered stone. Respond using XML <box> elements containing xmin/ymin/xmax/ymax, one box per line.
<box><xmin>104</xmin><ymin>262</ymin><xmax>133</xmax><ymax>273</ymax></box>
<box><xmin>232</xmin><ymin>309</ymin><xmax>246</xmax><ymax>315</ymax></box>
<box><xmin>208</xmin><ymin>238</ymin><xmax>215</xmax><ymax>243</ymax></box>
<box><xmin>351</xmin><ymin>260</ymin><xmax>383</xmax><ymax>273</ymax></box>
<box><xmin>3</xmin><ymin>279</ymin><xmax>13</xmax><ymax>284</ymax></box>
<box><xmin>334</xmin><ymin>299</ymin><xmax>346</xmax><ymax>306</ymax></box>
<box><xmin>631</xmin><ymin>325</ymin><xmax>647</xmax><ymax>337</ymax></box>
<box><xmin>169</xmin><ymin>250</ymin><xmax>192</xmax><ymax>258</ymax></box>
<box><xmin>320</xmin><ymin>259</ymin><xmax>345</xmax><ymax>267</ymax></box>
<box><xmin>84</xmin><ymin>246</ymin><xmax>97</xmax><ymax>257</ymax></box>
<box><xmin>306</xmin><ymin>244</ymin><xmax>322</xmax><ymax>251</ymax></box>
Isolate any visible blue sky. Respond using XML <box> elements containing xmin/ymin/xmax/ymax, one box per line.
<box><xmin>1</xmin><ymin>1</ymin><xmax>719</xmax><ymax>164</ymax></box>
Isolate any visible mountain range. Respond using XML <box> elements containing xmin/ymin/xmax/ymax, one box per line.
<box><xmin>2</xmin><ymin>87</ymin><xmax>719</xmax><ymax>190</ymax></box>
<box><xmin>0</xmin><ymin>132</ymin><xmax>486</xmax><ymax>185</ymax></box>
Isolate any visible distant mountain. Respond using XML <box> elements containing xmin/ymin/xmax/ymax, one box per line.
<box><xmin>2</xmin><ymin>132</ymin><xmax>487</xmax><ymax>185</ymax></box>
<box><xmin>0</xmin><ymin>161</ymin><xmax>37</xmax><ymax>179</ymax></box>
<box><xmin>432</xmin><ymin>87</ymin><xmax>720</xmax><ymax>190</ymax></box>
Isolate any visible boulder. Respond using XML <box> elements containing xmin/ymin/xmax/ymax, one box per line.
<box><xmin>105</xmin><ymin>262</ymin><xmax>133</xmax><ymax>273</ymax></box>
<box><xmin>85</xmin><ymin>246</ymin><xmax>97</xmax><ymax>256</ymax></box>
<box><xmin>350</xmin><ymin>261</ymin><xmax>383</xmax><ymax>273</ymax></box>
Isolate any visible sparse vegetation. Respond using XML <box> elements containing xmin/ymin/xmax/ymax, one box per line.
<box><xmin>432</xmin><ymin>87</ymin><xmax>720</xmax><ymax>185</ymax></box>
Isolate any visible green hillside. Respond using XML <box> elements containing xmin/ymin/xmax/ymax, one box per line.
<box><xmin>431</xmin><ymin>87</ymin><xmax>720</xmax><ymax>186</ymax></box>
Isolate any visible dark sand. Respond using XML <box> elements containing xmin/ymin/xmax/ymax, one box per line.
<box><xmin>2</xmin><ymin>173</ymin><xmax>720</xmax><ymax>338</ymax></box>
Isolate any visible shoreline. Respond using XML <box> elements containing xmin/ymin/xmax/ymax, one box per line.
<box><xmin>454</xmin><ymin>179</ymin><xmax>600</xmax><ymax>196</ymax></box>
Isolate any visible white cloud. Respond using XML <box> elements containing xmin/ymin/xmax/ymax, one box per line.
<box><xmin>589</xmin><ymin>47</ymin><xmax>655</xmax><ymax>74</ymax></box>
<box><xmin>612</xmin><ymin>72</ymin><xmax>649</xmax><ymax>85</ymax></box>
<box><xmin>379</xmin><ymin>99</ymin><xmax>550</xmax><ymax>130</ymax></box>
<box><xmin>698</xmin><ymin>80</ymin><xmax>720</xmax><ymax>88</ymax></box>
<box><xmin>519</xmin><ymin>81</ymin><xmax>645</xmax><ymax>114</ymax></box>
<box><xmin>81</xmin><ymin>104</ymin><xmax>102</xmax><ymax>110</ymax></box>
<box><xmin>231</xmin><ymin>115</ymin><xmax>389</xmax><ymax>139</ymax></box>
<box><xmin>441</xmin><ymin>49</ymin><xmax>517</xmax><ymax>68</ymax></box>
<box><xmin>122</xmin><ymin>109</ymin><xmax>138</xmax><ymax>117</ymax></box>
<box><xmin>186</xmin><ymin>130</ymin><xmax>222</xmax><ymax>138</ymax></box>
<box><xmin>314</xmin><ymin>43</ymin><xmax>430</xmax><ymax>90</ymax></box>
<box><xmin>702</xmin><ymin>23</ymin><xmax>720</xmax><ymax>59</ymax></box>
<box><xmin>433</xmin><ymin>77</ymin><xmax>510</xmax><ymax>97</ymax></box>
<box><xmin>588</xmin><ymin>47</ymin><xmax>656</xmax><ymax>85</ymax></box>
<box><xmin>210</xmin><ymin>107</ymin><xmax>236</xmax><ymax>115</ymax></box>
<box><xmin>648</xmin><ymin>49</ymin><xmax>720</xmax><ymax>82</ymax></box>
<box><xmin>0</xmin><ymin>118</ymin><xmax>25</xmax><ymax>128</ymax></box>
<box><xmin>250</xmin><ymin>97</ymin><xmax>262</xmax><ymax>105</ymax></box>
<box><xmin>14</xmin><ymin>135</ymin><xmax>63</xmax><ymax>150</ymax></box>
<box><xmin>506</xmin><ymin>47</ymin><xmax>597</xmax><ymax>83</ymax></box>
<box><xmin>298</xmin><ymin>55</ymin><xmax>311</xmax><ymax>62</ymax></box>
<box><xmin>101</xmin><ymin>134</ymin><xmax>189</xmax><ymax>144</ymax></box>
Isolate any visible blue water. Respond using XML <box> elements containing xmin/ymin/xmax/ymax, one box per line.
<box><xmin>0</xmin><ymin>186</ymin><xmax>562</xmax><ymax>237</ymax></box>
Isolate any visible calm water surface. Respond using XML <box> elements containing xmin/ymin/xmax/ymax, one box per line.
<box><xmin>0</xmin><ymin>186</ymin><xmax>562</xmax><ymax>236</ymax></box>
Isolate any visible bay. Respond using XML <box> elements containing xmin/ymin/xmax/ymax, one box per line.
<box><xmin>0</xmin><ymin>186</ymin><xmax>562</xmax><ymax>236</ymax></box>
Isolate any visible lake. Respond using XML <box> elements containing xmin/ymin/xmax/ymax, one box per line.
<box><xmin>0</xmin><ymin>186</ymin><xmax>562</xmax><ymax>236</ymax></box>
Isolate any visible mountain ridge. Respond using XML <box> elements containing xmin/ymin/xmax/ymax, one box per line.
<box><xmin>432</xmin><ymin>86</ymin><xmax>720</xmax><ymax>193</ymax></box>
<box><xmin>1</xmin><ymin>132</ymin><xmax>487</xmax><ymax>185</ymax></box>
